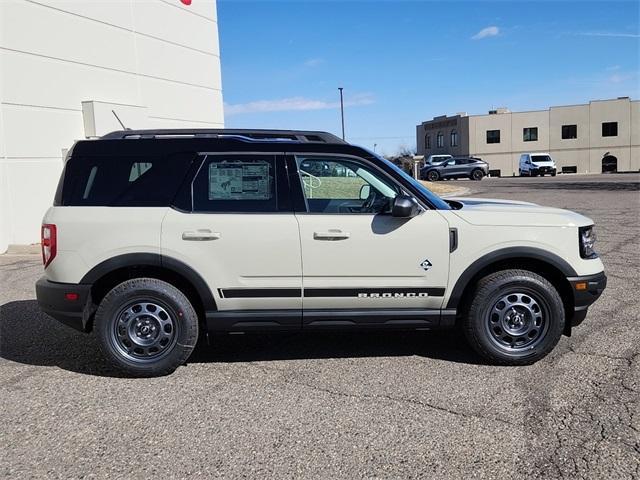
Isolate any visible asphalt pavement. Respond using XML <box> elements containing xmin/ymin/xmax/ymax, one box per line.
<box><xmin>1</xmin><ymin>173</ymin><xmax>639</xmax><ymax>479</ymax></box>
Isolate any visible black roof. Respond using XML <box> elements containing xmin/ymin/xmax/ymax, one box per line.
<box><xmin>71</xmin><ymin>129</ymin><xmax>367</xmax><ymax>158</ymax></box>
<box><xmin>101</xmin><ymin>128</ymin><xmax>346</xmax><ymax>144</ymax></box>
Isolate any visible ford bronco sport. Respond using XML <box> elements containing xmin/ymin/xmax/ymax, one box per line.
<box><xmin>36</xmin><ymin>129</ymin><xmax>606</xmax><ymax>377</ymax></box>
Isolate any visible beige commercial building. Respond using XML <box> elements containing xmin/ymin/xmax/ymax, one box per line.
<box><xmin>0</xmin><ymin>0</ymin><xmax>224</xmax><ymax>253</ymax></box>
<box><xmin>417</xmin><ymin>97</ymin><xmax>639</xmax><ymax>176</ymax></box>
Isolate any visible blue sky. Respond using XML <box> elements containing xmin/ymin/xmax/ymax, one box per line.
<box><xmin>218</xmin><ymin>0</ymin><xmax>640</xmax><ymax>155</ymax></box>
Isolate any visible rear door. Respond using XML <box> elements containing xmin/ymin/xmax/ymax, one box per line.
<box><xmin>161</xmin><ymin>152</ymin><xmax>302</xmax><ymax>330</ymax></box>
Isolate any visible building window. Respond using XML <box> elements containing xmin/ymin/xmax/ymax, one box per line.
<box><xmin>425</xmin><ymin>134</ymin><xmax>431</xmax><ymax>149</ymax></box>
<box><xmin>562</xmin><ymin>124</ymin><xmax>577</xmax><ymax>139</ymax></box>
<box><xmin>602</xmin><ymin>122</ymin><xmax>618</xmax><ymax>137</ymax></box>
<box><xmin>450</xmin><ymin>130</ymin><xmax>458</xmax><ymax>147</ymax></box>
<box><xmin>436</xmin><ymin>132</ymin><xmax>444</xmax><ymax>148</ymax></box>
<box><xmin>486</xmin><ymin>130</ymin><xmax>500</xmax><ymax>144</ymax></box>
<box><xmin>523</xmin><ymin>127</ymin><xmax>538</xmax><ymax>142</ymax></box>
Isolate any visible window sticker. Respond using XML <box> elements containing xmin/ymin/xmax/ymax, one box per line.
<box><xmin>208</xmin><ymin>161</ymin><xmax>272</xmax><ymax>200</ymax></box>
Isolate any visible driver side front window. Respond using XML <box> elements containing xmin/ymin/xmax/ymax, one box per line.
<box><xmin>296</xmin><ymin>156</ymin><xmax>398</xmax><ymax>214</ymax></box>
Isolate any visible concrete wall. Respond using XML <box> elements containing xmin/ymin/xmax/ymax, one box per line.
<box><xmin>549</xmin><ymin>104</ymin><xmax>590</xmax><ymax>172</ymax></box>
<box><xmin>0</xmin><ymin>0</ymin><xmax>223</xmax><ymax>253</ymax></box>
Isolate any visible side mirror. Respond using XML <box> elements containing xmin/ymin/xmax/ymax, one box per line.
<box><xmin>359</xmin><ymin>184</ymin><xmax>371</xmax><ymax>200</ymax></box>
<box><xmin>392</xmin><ymin>195</ymin><xmax>419</xmax><ymax>218</ymax></box>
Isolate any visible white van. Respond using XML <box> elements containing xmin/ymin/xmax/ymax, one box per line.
<box><xmin>519</xmin><ymin>153</ymin><xmax>557</xmax><ymax>177</ymax></box>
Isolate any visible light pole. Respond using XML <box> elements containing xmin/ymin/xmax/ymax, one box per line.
<box><xmin>373</xmin><ymin>143</ymin><xmax>377</xmax><ymax>153</ymax></box>
<box><xmin>338</xmin><ymin>87</ymin><xmax>345</xmax><ymax>140</ymax></box>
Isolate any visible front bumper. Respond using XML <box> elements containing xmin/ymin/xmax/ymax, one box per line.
<box><xmin>35</xmin><ymin>277</ymin><xmax>93</xmax><ymax>332</ymax></box>
<box><xmin>532</xmin><ymin>166</ymin><xmax>557</xmax><ymax>175</ymax></box>
<box><xmin>567</xmin><ymin>271</ymin><xmax>607</xmax><ymax>326</ymax></box>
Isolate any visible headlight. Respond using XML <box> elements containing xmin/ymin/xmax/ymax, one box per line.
<box><xmin>579</xmin><ymin>225</ymin><xmax>598</xmax><ymax>258</ymax></box>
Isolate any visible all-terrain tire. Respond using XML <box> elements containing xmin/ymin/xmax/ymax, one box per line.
<box><xmin>463</xmin><ymin>269</ymin><xmax>565</xmax><ymax>365</ymax></box>
<box><xmin>95</xmin><ymin>278</ymin><xmax>199</xmax><ymax>377</ymax></box>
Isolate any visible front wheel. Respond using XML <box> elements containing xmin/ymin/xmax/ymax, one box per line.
<box><xmin>463</xmin><ymin>270</ymin><xmax>565</xmax><ymax>365</ymax></box>
<box><xmin>427</xmin><ymin>170</ymin><xmax>440</xmax><ymax>182</ymax></box>
<box><xmin>471</xmin><ymin>169</ymin><xmax>484</xmax><ymax>181</ymax></box>
<box><xmin>95</xmin><ymin>278</ymin><xmax>199</xmax><ymax>377</ymax></box>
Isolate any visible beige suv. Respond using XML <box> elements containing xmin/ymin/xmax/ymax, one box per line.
<box><xmin>36</xmin><ymin>129</ymin><xmax>606</xmax><ymax>377</ymax></box>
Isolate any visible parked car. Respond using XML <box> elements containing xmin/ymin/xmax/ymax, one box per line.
<box><xmin>519</xmin><ymin>153</ymin><xmax>557</xmax><ymax>177</ymax></box>
<box><xmin>36</xmin><ymin>129</ymin><xmax>606</xmax><ymax>376</ymax></box>
<box><xmin>421</xmin><ymin>157</ymin><xmax>489</xmax><ymax>181</ymax></box>
<box><xmin>425</xmin><ymin>154</ymin><xmax>452</xmax><ymax>166</ymax></box>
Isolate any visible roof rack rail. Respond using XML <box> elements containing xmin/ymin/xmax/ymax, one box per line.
<box><xmin>101</xmin><ymin>129</ymin><xmax>346</xmax><ymax>144</ymax></box>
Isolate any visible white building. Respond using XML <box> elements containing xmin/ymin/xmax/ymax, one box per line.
<box><xmin>0</xmin><ymin>0</ymin><xmax>224</xmax><ymax>253</ymax></box>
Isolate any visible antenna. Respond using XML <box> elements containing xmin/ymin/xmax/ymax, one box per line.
<box><xmin>112</xmin><ymin>110</ymin><xmax>130</xmax><ymax>130</ymax></box>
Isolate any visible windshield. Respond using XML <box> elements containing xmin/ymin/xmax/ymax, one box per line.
<box><xmin>531</xmin><ymin>155</ymin><xmax>553</xmax><ymax>164</ymax></box>
<box><xmin>375</xmin><ymin>154</ymin><xmax>451</xmax><ymax>210</ymax></box>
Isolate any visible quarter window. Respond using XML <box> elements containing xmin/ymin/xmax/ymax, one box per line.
<box><xmin>62</xmin><ymin>154</ymin><xmax>192</xmax><ymax>206</ymax></box>
<box><xmin>436</xmin><ymin>132</ymin><xmax>444</xmax><ymax>148</ymax></box>
<box><xmin>450</xmin><ymin>130</ymin><xmax>458</xmax><ymax>147</ymax></box>
<box><xmin>602</xmin><ymin>122</ymin><xmax>618</xmax><ymax>137</ymax></box>
<box><xmin>486</xmin><ymin>130</ymin><xmax>500</xmax><ymax>144</ymax></box>
<box><xmin>296</xmin><ymin>156</ymin><xmax>398</xmax><ymax>214</ymax></box>
<box><xmin>523</xmin><ymin>127</ymin><xmax>538</xmax><ymax>142</ymax></box>
<box><xmin>561</xmin><ymin>124</ymin><xmax>577</xmax><ymax>139</ymax></box>
<box><xmin>192</xmin><ymin>155</ymin><xmax>278</xmax><ymax>212</ymax></box>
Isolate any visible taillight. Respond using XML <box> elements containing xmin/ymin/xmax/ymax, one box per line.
<box><xmin>41</xmin><ymin>224</ymin><xmax>57</xmax><ymax>268</ymax></box>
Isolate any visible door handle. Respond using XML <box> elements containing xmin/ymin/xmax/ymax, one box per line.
<box><xmin>313</xmin><ymin>230</ymin><xmax>350</xmax><ymax>241</ymax></box>
<box><xmin>182</xmin><ymin>230</ymin><xmax>221</xmax><ymax>241</ymax></box>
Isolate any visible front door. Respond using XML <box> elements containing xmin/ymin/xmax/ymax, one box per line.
<box><xmin>161</xmin><ymin>153</ymin><xmax>302</xmax><ymax>330</ymax></box>
<box><xmin>290</xmin><ymin>154</ymin><xmax>451</xmax><ymax>328</ymax></box>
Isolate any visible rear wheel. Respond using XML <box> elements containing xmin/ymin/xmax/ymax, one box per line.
<box><xmin>95</xmin><ymin>278</ymin><xmax>199</xmax><ymax>377</ymax></box>
<box><xmin>471</xmin><ymin>169</ymin><xmax>484</xmax><ymax>181</ymax></box>
<box><xmin>463</xmin><ymin>270</ymin><xmax>564</xmax><ymax>365</ymax></box>
<box><xmin>427</xmin><ymin>170</ymin><xmax>440</xmax><ymax>182</ymax></box>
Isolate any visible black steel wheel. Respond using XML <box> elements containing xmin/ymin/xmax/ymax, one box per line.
<box><xmin>112</xmin><ymin>301</ymin><xmax>178</xmax><ymax>362</ymax></box>
<box><xmin>427</xmin><ymin>170</ymin><xmax>440</xmax><ymax>182</ymax></box>
<box><xmin>95</xmin><ymin>278</ymin><xmax>199</xmax><ymax>377</ymax></box>
<box><xmin>485</xmin><ymin>291</ymin><xmax>549</xmax><ymax>352</ymax></box>
<box><xmin>463</xmin><ymin>269</ymin><xmax>564</xmax><ymax>365</ymax></box>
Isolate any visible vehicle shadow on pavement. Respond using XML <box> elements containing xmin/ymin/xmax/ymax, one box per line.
<box><xmin>0</xmin><ymin>300</ymin><xmax>483</xmax><ymax>377</ymax></box>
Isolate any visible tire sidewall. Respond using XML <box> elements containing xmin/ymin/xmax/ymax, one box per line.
<box><xmin>427</xmin><ymin>171</ymin><xmax>439</xmax><ymax>181</ymax></box>
<box><xmin>466</xmin><ymin>271</ymin><xmax>565</xmax><ymax>364</ymax></box>
<box><xmin>95</xmin><ymin>278</ymin><xmax>199</xmax><ymax>376</ymax></box>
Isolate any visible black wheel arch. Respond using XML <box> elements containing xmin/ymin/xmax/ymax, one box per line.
<box><xmin>81</xmin><ymin>253</ymin><xmax>217</xmax><ymax>330</ymax></box>
<box><xmin>447</xmin><ymin>247</ymin><xmax>577</xmax><ymax>330</ymax></box>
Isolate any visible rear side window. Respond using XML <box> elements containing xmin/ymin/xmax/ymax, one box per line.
<box><xmin>61</xmin><ymin>154</ymin><xmax>194</xmax><ymax>206</ymax></box>
<box><xmin>192</xmin><ymin>155</ymin><xmax>282</xmax><ymax>213</ymax></box>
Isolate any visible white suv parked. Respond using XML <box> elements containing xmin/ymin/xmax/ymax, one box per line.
<box><xmin>36</xmin><ymin>129</ymin><xmax>606</xmax><ymax>376</ymax></box>
<box><xmin>519</xmin><ymin>153</ymin><xmax>557</xmax><ymax>177</ymax></box>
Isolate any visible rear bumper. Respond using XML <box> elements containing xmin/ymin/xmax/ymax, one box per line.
<box><xmin>567</xmin><ymin>271</ymin><xmax>607</xmax><ymax>326</ymax></box>
<box><xmin>35</xmin><ymin>277</ymin><xmax>93</xmax><ymax>332</ymax></box>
